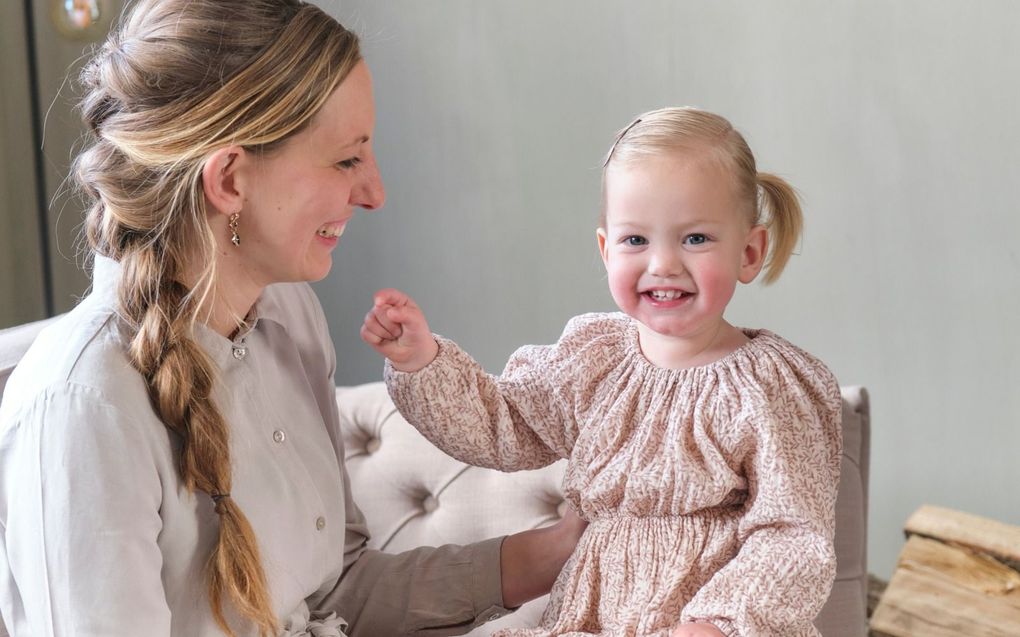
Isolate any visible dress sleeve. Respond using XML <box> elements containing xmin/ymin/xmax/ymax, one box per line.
<box><xmin>680</xmin><ymin>365</ymin><xmax>843</xmax><ymax>636</ymax></box>
<box><xmin>0</xmin><ymin>385</ymin><xmax>171</xmax><ymax>636</ymax></box>
<box><xmin>384</xmin><ymin>315</ymin><xmax>606</xmax><ymax>471</ymax></box>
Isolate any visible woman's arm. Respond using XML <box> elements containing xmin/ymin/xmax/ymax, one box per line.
<box><xmin>312</xmin><ymin>461</ymin><xmax>586</xmax><ymax>637</ymax></box>
<box><xmin>0</xmin><ymin>386</ymin><xmax>172</xmax><ymax>635</ymax></box>
<box><xmin>499</xmin><ymin>508</ymin><xmax>587</xmax><ymax>607</ymax></box>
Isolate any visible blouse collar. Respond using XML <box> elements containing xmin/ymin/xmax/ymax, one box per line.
<box><xmin>90</xmin><ymin>254</ymin><xmax>291</xmax><ymax>365</ymax></box>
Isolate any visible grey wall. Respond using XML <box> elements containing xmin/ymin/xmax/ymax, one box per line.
<box><xmin>0</xmin><ymin>1</ymin><xmax>46</xmax><ymax>328</ymax></box>
<box><xmin>27</xmin><ymin>0</ymin><xmax>124</xmax><ymax>314</ymax></box>
<box><xmin>315</xmin><ymin>0</ymin><xmax>1020</xmax><ymax>579</ymax></box>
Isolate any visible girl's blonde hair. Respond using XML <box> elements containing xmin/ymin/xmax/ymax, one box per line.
<box><xmin>73</xmin><ymin>1</ymin><xmax>361</xmax><ymax>634</ymax></box>
<box><xmin>601</xmin><ymin>107</ymin><xmax>803</xmax><ymax>284</ymax></box>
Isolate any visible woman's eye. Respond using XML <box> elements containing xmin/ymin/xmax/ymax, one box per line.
<box><xmin>684</xmin><ymin>233</ymin><xmax>708</xmax><ymax>246</ymax></box>
<box><xmin>337</xmin><ymin>157</ymin><xmax>362</xmax><ymax>170</ymax></box>
<box><xmin>623</xmin><ymin>236</ymin><xmax>648</xmax><ymax>246</ymax></box>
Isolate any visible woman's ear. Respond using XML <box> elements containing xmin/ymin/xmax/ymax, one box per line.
<box><xmin>596</xmin><ymin>228</ymin><xmax>610</xmax><ymax>267</ymax></box>
<box><xmin>738</xmin><ymin>224</ymin><xmax>768</xmax><ymax>284</ymax></box>
<box><xmin>201</xmin><ymin>145</ymin><xmax>248</xmax><ymax>218</ymax></box>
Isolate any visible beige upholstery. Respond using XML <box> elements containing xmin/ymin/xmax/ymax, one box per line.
<box><xmin>0</xmin><ymin>318</ymin><xmax>869</xmax><ymax>636</ymax></box>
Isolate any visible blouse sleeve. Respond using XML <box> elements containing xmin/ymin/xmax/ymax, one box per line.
<box><xmin>311</xmin><ymin>465</ymin><xmax>510</xmax><ymax>637</ymax></box>
<box><xmin>0</xmin><ymin>385</ymin><xmax>171</xmax><ymax>636</ymax></box>
<box><xmin>384</xmin><ymin>314</ymin><xmax>609</xmax><ymax>472</ymax></box>
<box><xmin>680</xmin><ymin>362</ymin><xmax>843</xmax><ymax>636</ymax></box>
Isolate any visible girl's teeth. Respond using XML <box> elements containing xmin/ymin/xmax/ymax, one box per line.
<box><xmin>650</xmin><ymin>290</ymin><xmax>683</xmax><ymax>300</ymax></box>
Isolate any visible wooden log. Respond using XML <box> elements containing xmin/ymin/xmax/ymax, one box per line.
<box><xmin>904</xmin><ymin>505</ymin><xmax>1020</xmax><ymax>571</ymax></box>
<box><xmin>898</xmin><ymin>536</ymin><xmax>1020</xmax><ymax>606</ymax></box>
<box><xmin>870</xmin><ymin>507</ymin><xmax>1020</xmax><ymax>637</ymax></box>
<box><xmin>870</xmin><ymin>549</ymin><xmax>1020</xmax><ymax>635</ymax></box>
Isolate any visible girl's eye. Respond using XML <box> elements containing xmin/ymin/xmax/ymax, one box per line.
<box><xmin>337</xmin><ymin>157</ymin><xmax>362</xmax><ymax>170</ymax></box>
<box><xmin>684</xmin><ymin>233</ymin><xmax>708</xmax><ymax>246</ymax></box>
<box><xmin>623</xmin><ymin>235</ymin><xmax>648</xmax><ymax>246</ymax></box>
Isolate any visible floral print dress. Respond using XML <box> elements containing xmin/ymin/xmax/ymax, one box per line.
<box><xmin>385</xmin><ymin>313</ymin><xmax>843</xmax><ymax>637</ymax></box>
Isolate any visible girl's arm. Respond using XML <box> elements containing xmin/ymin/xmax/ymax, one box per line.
<box><xmin>362</xmin><ymin>288</ymin><xmax>583</xmax><ymax>471</ymax></box>
<box><xmin>680</xmin><ymin>374</ymin><xmax>843</xmax><ymax>636</ymax></box>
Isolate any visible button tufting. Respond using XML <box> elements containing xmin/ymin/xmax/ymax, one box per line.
<box><xmin>272</xmin><ymin>430</ymin><xmax>286</xmax><ymax>443</ymax></box>
<box><xmin>556</xmin><ymin>500</ymin><xmax>569</xmax><ymax>518</ymax></box>
<box><xmin>422</xmin><ymin>495</ymin><xmax>438</xmax><ymax>513</ymax></box>
<box><xmin>365</xmin><ymin>437</ymin><xmax>381</xmax><ymax>454</ymax></box>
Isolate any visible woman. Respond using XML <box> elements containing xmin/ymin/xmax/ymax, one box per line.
<box><xmin>0</xmin><ymin>1</ymin><xmax>584</xmax><ymax>635</ymax></box>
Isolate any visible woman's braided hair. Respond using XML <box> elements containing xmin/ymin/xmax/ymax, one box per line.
<box><xmin>74</xmin><ymin>1</ymin><xmax>360</xmax><ymax>633</ymax></box>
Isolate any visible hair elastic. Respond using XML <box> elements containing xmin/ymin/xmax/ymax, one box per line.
<box><xmin>210</xmin><ymin>492</ymin><xmax>230</xmax><ymax>514</ymax></box>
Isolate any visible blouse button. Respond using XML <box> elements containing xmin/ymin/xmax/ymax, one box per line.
<box><xmin>272</xmin><ymin>430</ymin><xmax>286</xmax><ymax>443</ymax></box>
<box><xmin>315</xmin><ymin>516</ymin><xmax>326</xmax><ymax>531</ymax></box>
<box><xmin>232</xmin><ymin>346</ymin><xmax>247</xmax><ymax>360</ymax></box>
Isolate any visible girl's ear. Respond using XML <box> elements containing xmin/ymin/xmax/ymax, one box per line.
<box><xmin>201</xmin><ymin>145</ymin><xmax>248</xmax><ymax>219</ymax></box>
<box><xmin>739</xmin><ymin>224</ymin><xmax>768</xmax><ymax>284</ymax></box>
<box><xmin>596</xmin><ymin>228</ymin><xmax>610</xmax><ymax>267</ymax></box>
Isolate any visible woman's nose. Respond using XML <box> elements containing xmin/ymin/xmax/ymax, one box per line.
<box><xmin>353</xmin><ymin>157</ymin><xmax>386</xmax><ymax>211</ymax></box>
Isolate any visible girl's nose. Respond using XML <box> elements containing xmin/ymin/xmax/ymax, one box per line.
<box><xmin>647</xmin><ymin>249</ymin><xmax>683</xmax><ymax>278</ymax></box>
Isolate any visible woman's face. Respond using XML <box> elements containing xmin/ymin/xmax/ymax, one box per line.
<box><xmin>238</xmin><ymin>60</ymin><xmax>384</xmax><ymax>287</ymax></box>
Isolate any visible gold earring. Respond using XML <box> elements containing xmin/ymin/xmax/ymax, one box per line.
<box><xmin>228</xmin><ymin>212</ymin><xmax>240</xmax><ymax>246</ymax></box>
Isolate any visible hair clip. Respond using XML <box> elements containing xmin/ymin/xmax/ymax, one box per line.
<box><xmin>603</xmin><ymin>117</ymin><xmax>642</xmax><ymax>167</ymax></box>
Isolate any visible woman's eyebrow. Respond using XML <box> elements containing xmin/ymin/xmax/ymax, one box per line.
<box><xmin>338</xmin><ymin>134</ymin><xmax>370</xmax><ymax>150</ymax></box>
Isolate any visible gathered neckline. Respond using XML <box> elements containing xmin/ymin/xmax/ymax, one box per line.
<box><xmin>617</xmin><ymin>315</ymin><xmax>775</xmax><ymax>376</ymax></box>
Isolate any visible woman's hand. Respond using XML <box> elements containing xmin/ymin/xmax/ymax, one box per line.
<box><xmin>499</xmin><ymin>507</ymin><xmax>588</xmax><ymax>608</ymax></box>
<box><xmin>360</xmin><ymin>288</ymin><xmax>439</xmax><ymax>372</ymax></box>
<box><xmin>671</xmin><ymin>622</ymin><xmax>727</xmax><ymax>637</ymax></box>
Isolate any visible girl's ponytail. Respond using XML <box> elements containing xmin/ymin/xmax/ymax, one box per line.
<box><xmin>756</xmin><ymin>172</ymin><xmax>803</xmax><ymax>284</ymax></box>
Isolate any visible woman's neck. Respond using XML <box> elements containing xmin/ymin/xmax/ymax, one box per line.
<box><xmin>187</xmin><ymin>259</ymin><xmax>264</xmax><ymax>339</ymax></box>
<box><xmin>636</xmin><ymin>320</ymin><xmax>749</xmax><ymax>370</ymax></box>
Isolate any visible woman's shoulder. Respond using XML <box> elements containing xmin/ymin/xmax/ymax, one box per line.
<box><xmin>1</xmin><ymin>297</ymin><xmax>161</xmax><ymax>441</ymax></box>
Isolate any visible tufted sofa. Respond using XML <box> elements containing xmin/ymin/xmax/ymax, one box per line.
<box><xmin>1</xmin><ymin>317</ymin><xmax>869</xmax><ymax>636</ymax></box>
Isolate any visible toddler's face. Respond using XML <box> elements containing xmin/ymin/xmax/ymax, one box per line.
<box><xmin>597</xmin><ymin>154</ymin><xmax>764</xmax><ymax>342</ymax></box>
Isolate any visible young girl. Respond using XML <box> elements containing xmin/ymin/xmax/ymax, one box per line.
<box><xmin>361</xmin><ymin>107</ymin><xmax>843</xmax><ymax>637</ymax></box>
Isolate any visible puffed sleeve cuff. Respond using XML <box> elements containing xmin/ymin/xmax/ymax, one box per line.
<box><xmin>384</xmin><ymin>333</ymin><xmax>454</xmax><ymax>379</ymax></box>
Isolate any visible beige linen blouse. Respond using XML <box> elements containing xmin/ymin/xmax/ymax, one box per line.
<box><xmin>386</xmin><ymin>313</ymin><xmax>843</xmax><ymax>637</ymax></box>
<box><xmin>0</xmin><ymin>256</ymin><xmax>507</xmax><ymax>637</ymax></box>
